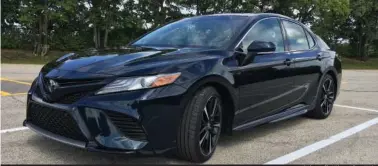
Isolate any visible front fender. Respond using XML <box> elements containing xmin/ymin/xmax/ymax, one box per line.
<box><xmin>173</xmin><ymin>57</ymin><xmax>238</xmax><ymax>112</ymax></box>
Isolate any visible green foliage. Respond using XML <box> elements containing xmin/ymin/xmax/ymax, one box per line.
<box><xmin>1</xmin><ymin>0</ymin><xmax>378</xmax><ymax>60</ymax></box>
<box><xmin>347</xmin><ymin>0</ymin><xmax>378</xmax><ymax>60</ymax></box>
<box><xmin>311</xmin><ymin>0</ymin><xmax>350</xmax><ymax>47</ymax></box>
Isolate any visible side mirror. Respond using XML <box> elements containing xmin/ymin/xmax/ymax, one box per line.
<box><xmin>237</xmin><ymin>41</ymin><xmax>276</xmax><ymax>66</ymax></box>
<box><xmin>247</xmin><ymin>41</ymin><xmax>276</xmax><ymax>53</ymax></box>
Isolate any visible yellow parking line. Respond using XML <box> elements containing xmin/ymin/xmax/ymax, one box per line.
<box><xmin>1</xmin><ymin>91</ymin><xmax>11</xmax><ymax>96</ymax></box>
<box><xmin>0</xmin><ymin>92</ymin><xmax>28</xmax><ymax>97</ymax></box>
<box><xmin>0</xmin><ymin>77</ymin><xmax>32</xmax><ymax>85</ymax></box>
<box><xmin>10</xmin><ymin>92</ymin><xmax>28</xmax><ymax>96</ymax></box>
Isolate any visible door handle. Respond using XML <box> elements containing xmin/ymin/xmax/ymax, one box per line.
<box><xmin>284</xmin><ymin>59</ymin><xmax>292</xmax><ymax>66</ymax></box>
<box><xmin>316</xmin><ymin>53</ymin><xmax>322</xmax><ymax>61</ymax></box>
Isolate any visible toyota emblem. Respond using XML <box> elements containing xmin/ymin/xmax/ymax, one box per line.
<box><xmin>47</xmin><ymin>79</ymin><xmax>59</xmax><ymax>93</ymax></box>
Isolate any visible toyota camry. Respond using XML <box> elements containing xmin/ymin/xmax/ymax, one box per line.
<box><xmin>24</xmin><ymin>13</ymin><xmax>341</xmax><ymax>162</ymax></box>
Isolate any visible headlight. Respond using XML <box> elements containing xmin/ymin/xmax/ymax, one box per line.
<box><xmin>96</xmin><ymin>72</ymin><xmax>181</xmax><ymax>95</ymax></box>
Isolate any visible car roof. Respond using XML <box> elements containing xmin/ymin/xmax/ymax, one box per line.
<box><xmin>186</xmin><ymin>13</ymin><xmax>294</xmax><ymax>23</ymax></box>
<box><xmin>208</xmin><ymin>13</ymin><xmax>292</xmax><ymax>19</ymax></box>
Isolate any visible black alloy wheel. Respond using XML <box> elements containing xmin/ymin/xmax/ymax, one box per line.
<box><xmin>320</xmin><ymin>77</ymin><xmax>335</xmax><ymax>115</ymax></box>
<box><xmin>199</xmin><ymin>96</ymin><xmax>222</xmax><ymax>156</ymax></box>
<box><xmin>306</xmin><ymin>74</ymin><xmax>336</xmax><ymax>119</ymax></box>
<box><xmin>177</xmin><ymin>87</ymin><xmax>222</xmax><ymax>162</ymax></box>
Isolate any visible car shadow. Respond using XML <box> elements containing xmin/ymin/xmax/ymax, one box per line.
<box><xmin>26</xmin><ymin>116</ymin><xmax>308</xmax><ymax>164</ymax></box>
<box><xmin>218</xmin><ymin>116</ymin><xmax>308</xmax><ymax>147</ymax></box>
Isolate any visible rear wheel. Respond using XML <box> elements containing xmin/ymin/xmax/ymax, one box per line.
<box><xmin>177</xmin><ymin>87</ymin><xmax>222</xmax><ymax>162</ymax></box>
<box><xmin>306</xmin><ymin>74</ymin><xmax>336</xmax><ymax>119</ymax></box>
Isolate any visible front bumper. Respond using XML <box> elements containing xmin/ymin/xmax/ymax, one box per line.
<box><xmin>24</xmin><ymin>83</ymin><xmax>188</xmax><ymax>154</ymax></box>
<box><xmin>24</xmin><ymin>122</ymin><xmax>137</xmax><ymax>154</ymax></box>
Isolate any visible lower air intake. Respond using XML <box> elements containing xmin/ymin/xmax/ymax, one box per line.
<box><xmin>27</xmin><ymin>103</ymin><xmax>87</xmax><ymax>142</ymax></box>
<box><xmin>104</xmin><ymin>111</ymin><xmax>147</xmax><ymax>141</ymax></box>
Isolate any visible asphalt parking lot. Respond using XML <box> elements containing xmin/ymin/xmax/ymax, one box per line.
<box><xmin>1</xmin><ymin>64</ymin><xmax>378</xmax><ymax>164</ymax></box>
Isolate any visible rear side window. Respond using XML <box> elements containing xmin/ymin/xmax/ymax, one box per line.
<box><xmin>316</xmin><ymin>35</ymin><xmax>330</xmax><ymax>50</ymax></box>
<box><xmin>282</xmin><ymin>20</ymin><xmax>309</xmax><ymax>51</ymax></box>
<box><xmin>305</xmin><ymin>31</ymin><xmax>315</xmax><ymax>48</ymax></box>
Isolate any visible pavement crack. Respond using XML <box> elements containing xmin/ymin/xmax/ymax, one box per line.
<box><xmin>9</xmin><ymin>95</ymin><xmax>26</xmax><ymax>104</ymax></box>
<box><xmin>341</xmin><ymin>89</ymin><xmax>378</xmax><ymax>92</ymax></box>
<box><xmin>258</xmin><ymin>140</ymin><xmax>297</xmax><ymax>146</ymax></box>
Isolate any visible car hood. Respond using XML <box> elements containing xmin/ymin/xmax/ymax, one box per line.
<box><xmin>41</xmin><ymin>46</ymin><xmax>222</xmax><ymax>79</ymax></box>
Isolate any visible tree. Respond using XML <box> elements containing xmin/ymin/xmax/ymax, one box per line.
<box><xmin>18</xmin><ymin>0</ymin><xmax>77</xmax><ymax>56</ymax></box>
<box><xmin>348</xmin><ymin>0</ymin><xmax>378</xmax><ymax>60</ymax></box>
<box><xmin>1</xmin><ymin>0</ymin><xmax>377</xmax><ymax>60</ymax></box>
<box><xmin>85</xmin><ymin>0</ymin><xmax>124</xmax><ymax>49</ymax></box>
<box><xmin>311</xmin><ymin>0</ymin><xmax>350</xmax><ymax>48</ymax></box>
<box><xmin>1</xmin><ymin>0</ymin><xmax>21</xmax><ymax>30</ymax></box>
<box><xmin>1</xmin><ymin>0</ymin><xmax>23</xmax><ymax>49</ymax></box>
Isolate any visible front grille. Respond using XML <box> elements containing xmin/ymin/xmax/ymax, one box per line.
<box><xmin>38</xmin><ymin>76</ymin><xmax>105</xmax><ymax>104</ymax></box>
<box><xmin>36</xmin><ymin>81</ymin><xmax>94</xmax><ymax>104</ymax></box>
<box><xmin>27</xmin><ymin>103</ymin><xmax>87</xmax><ymax>142</ymax></box>
<box><xmin>36</xmin><ymin>88</ymin><xmax>91</xmax><ymax>104</ymax></box>
<box><xmin>44</xmin><ymin>78</ymin><xmax>104</xmax><ymax>87</ymax></box>
<box><xmin>58</xmin><ymin>92</ymin><xmax>90</xmax><ymax>104</ymax></box>
<box><xmin>104</xmin><ymin>111</ymin><xmax>147</xmax><ymax>141</ymax></box>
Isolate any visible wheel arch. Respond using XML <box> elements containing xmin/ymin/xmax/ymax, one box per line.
<box><xmin>323</xmin><ymin>67</ymin><xmax>339</xmax><ymax>96</ymax></box>
<box><xmin>182</xmin><ymin>75</ymin><xmax>238</xmax><ymax>135</ymax></box>
<box><xmin>310</xmin><ymin>67</ymin><xmax>339</xmax><ymax>110</ymax></box>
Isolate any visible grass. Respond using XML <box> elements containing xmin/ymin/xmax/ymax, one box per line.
<box><xmin>1</xmin><ymin>49</ymin><xmax>378</xmax><ymax>69</ymax></box>
<box><xmin>341</xmin><ymin>57</ymin><xmax>378</xmax><ymax>69</ymax></box>
<box><xmin>1</xmin><ymin>49</ymin><xmax>69</xmax><ymax>64</ymax></box>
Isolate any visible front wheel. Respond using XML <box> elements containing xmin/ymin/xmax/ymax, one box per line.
<box><xmin>306</xmin><ymin>74</ymin><xmax>336</xmax><ymax>119</ymax></box>
<box><xmin>176</xmin><ymin>87</ymin><xmax>222</xmax><ymax>162</ymax></box>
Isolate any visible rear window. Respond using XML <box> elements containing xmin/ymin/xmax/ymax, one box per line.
<box><xmin>316</xmin><ymin>35</ymin><xmax>330</xmax><ymax>50</ymax></box>
<box><xmin>282</xmin><ymin>20</ymin><xmax>309</xmax><ymax>51</ymax></box>
<box><xmin>305</xmin><ymin>31</ymin><xmax>315</xmax><ymax>48</ymax></box>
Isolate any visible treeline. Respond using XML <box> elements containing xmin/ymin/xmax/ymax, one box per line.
<box><xmin>1</xmin><ymin>0</ymin><xmax>378</xmax><ymax>60</ymax></box>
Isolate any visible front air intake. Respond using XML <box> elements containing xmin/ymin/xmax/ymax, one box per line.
<box><xmin>27</xmin><ymin>102</ymin><xmax>87</xmax><ymax>142</ymax></box>
<box><xmin>103</xmin><ymin>111</ymin><xmax>147</xmax><ymax>141</ymax></box>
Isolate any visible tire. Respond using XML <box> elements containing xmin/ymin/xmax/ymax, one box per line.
<box><xmin>176</xmin><ymin>86</ymin><xmax>222</xmax><ymax>162</ymax></box>
<box><xmin>306</xmin><ymin>74</ymin><xmax>336</xmax><ymax>119</ymax></box>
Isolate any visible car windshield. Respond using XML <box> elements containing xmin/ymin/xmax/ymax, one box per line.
<box><xmin>131</xmin><ymin>15</ymin><xmax>250</xmax><ymax>48</ymax></box>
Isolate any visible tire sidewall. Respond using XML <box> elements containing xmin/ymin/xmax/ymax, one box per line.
<box><xmin>191</xmin><ymin>87</ymin><xmax>223</xmax><ymax>161</ymax></box>
<box><xmin>314</xmin><ymin>74</ymin><xmax>335</xmax><ymax>117</ymax></box>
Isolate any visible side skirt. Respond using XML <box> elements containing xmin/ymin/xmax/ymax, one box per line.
<box><xmin>232</xmin><ymin>104</ymin><xmax>308</xmax><ymax>131</ymax></box>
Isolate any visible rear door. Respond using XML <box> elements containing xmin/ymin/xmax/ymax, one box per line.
<box><xmin>232</xmin><ymin>17</ymin><xmax>298</xmax><ymax>126</ymax></box>
<box><xmin>281</xmin><ymin>19</ymin><xmax>324</xmax><ymax>106</ymax></box>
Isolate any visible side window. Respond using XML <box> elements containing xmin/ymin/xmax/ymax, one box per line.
<box><xmin>316</xmin><ymin>35</ymin><xmax>330</xmax><ymax>50</ymax></box>
<box><xmin>282</xmin><ymin>20</ymin><xmax>309</xmax><ymax>51</ymax></box>
<box><xmin>305</xmin><ymin>30</ymin><xmax>315</xmax><ymax>48</ymax></box>
<box><xmin>239</xmin><ymin>18</ymin><xmax>285</xmax><ymax>53</ymax></box>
